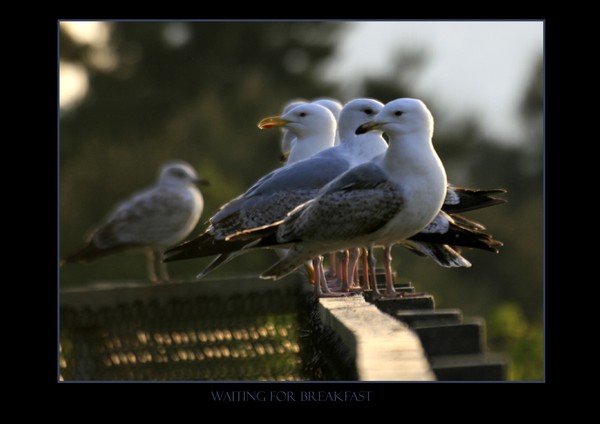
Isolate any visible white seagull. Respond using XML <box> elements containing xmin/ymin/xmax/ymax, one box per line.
<box><xmin>279</xmin><ymin>98</ymin><xmax>343</xmax><ymax>162</ymax></box>
<box><xmin>279</xmin><ymin>98</ymin><xmax>308</xmax><ymax>162</ymax></box>
<box><xmin>259</xmin><ymin>102</ymin><xmax>337</xmax><ymax>166</ymax></box>
<box><xmin>61</xmin><ymin>160</ymin><xmax>208</xmax><ymax>283</ymax></box>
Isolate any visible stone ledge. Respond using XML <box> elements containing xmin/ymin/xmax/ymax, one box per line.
<box><xmin>318</xmin><ymin>295</ymin><xmax>436</xmax><ymax>381</ymax></box>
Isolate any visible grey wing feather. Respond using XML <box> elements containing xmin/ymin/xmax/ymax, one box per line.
<box><xmin>319</xmin><ymin>162</ymin><xmax>391</xmax><ymax>194</ymax></box>
<box><xmin>210</xmin><ymin>156</ymin><xmax>351</xmax><ymax>236</ymax></box>
<box><xmin>279</xmin><ymin>163</ymin><xmax>404</xmax><ymax>242</ymax></box>
<box><xmin>96</xmin><ymin>189</ymin><xmax>191</xmax><ymax>247</ymax></box>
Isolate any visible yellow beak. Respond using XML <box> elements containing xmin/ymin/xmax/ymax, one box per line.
<box><xmin>258</xmin><ymin>116</ymin><xmax>290</xmax><ymax>129</ymax></box>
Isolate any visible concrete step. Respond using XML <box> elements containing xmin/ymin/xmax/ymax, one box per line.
<box><xmin>414</xmin><ymin>319</ymin><xmax>486</xmax><ymax>356</ymax></box>
<box><xmin>368</xmin><ymin>294</ymin><xmax>435</xmax><ymax>314</ymax></box>
<box><xmin>394</xmin><ymin>309</ymin><xmax>463</xmax><ymax>328</ymax></box>
<box><xmin>429</xmin><ymin>353</ymin><xmax>507</xmax><ymax>381</ymax></box>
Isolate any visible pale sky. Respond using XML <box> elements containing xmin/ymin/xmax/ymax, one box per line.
<box><xmin>324</xmin><ymin>21</ymin><xmax>544</xmax><ymax>142</ymax></box>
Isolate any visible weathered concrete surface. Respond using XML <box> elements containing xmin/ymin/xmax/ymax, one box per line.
<box><xmin>60</xmin><ymin>275</ymin><xmax>306</xmax><ymax>308</ymax></box>
<box><xmin>319</xmin><ymin>295</ymin><xmax>435</xmax><ymax>381</ymax></box>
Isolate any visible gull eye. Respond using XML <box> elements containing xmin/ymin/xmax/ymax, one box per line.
<box><xmin>298</xmin><ymin>112</ymin><xmax>307</xmax><ymax>117</ymax></box>
<box><xmin>364</xmin><ymin>108</ymin><xmax>373</xmax><ymax>115</ymax></box>
<box><xmin>394</xmin><ymin>111</ymin><xmax>404</xmax><ymax>117</ymax></box>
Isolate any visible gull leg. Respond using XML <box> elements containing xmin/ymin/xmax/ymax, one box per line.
<box><xmin>325</xmin><ymin>252</ymin><xmax>337</xmax><ymax>279</ymax></box>
<box><xmin>157</xmin><ymin>250</ymin><xmax>170</xmax><ymax>282</ymax></box>
<box><xmin>340</xmin><ymin>250</ymin><xmax>351</xmax><ymax>292</ymax></box>
<box><xmin>144</xmin><ymin>248</ymin><xmax>159</xmax><ymax>284</ymax></box>
<box><xmin>326</xmin><ymin>252</ymin><xmax>344</xmax><ymax>291</ymax></box>
<box><xmin>361</xmin><ymin>248</ymin><xmax>371</xmax><ymax>290</ymax></box>
<box><xmin>347</xmin><ymin>248</ymin><xmax>362</xmax><ymax>290</ymax></box>
<box><xmin>312</xmin><ymin>257</ymin><xmax>323</xmax><ymax>297</ymax></box>
<box><xmin>383</xmin><ymin>245</ymin><xmax>401</xmax><ymax>297</ymax></box>
<box><xmin>315</xmin><ymin>255</ymin><xmax>356</xmax><ymax>298</ymax></box>
<box><xmin>368</xmin><ymin>247</ymin><xmax>381</xmax><ymax>296</ymax></box>
<box><xmin>304</xmin><ymin>262</ymin><xmax>316</xmax><ymax>285</ymax></box>
<box><xmin>317</xmin><ymin>256</ymin><xmax>333</xmax><ymax>294</ymax></box>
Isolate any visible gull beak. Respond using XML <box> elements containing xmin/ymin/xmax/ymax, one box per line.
<box><xmin>258</xmin><ymin>116</ymin><xmax>291</xmax><ymax>129</ymax></box>
<box><xmin>355</xmin><ymin>121</ymin><xmax>381</xmax><ymax>135</ymax></box>
<box><xmin>194</xmin><ymin>177</ymin><xmax>210</xmax><ymax>187</ymax></box>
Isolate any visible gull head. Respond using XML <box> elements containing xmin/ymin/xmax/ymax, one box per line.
<box><xmin>159</xmin><ymin>160</ymin><xmax>209</xmax><ymax>188</ymax></box>
<box><xmin>312</xmin><ymin>98</ymin><xmax>343</xmax><ymax>120</ymax></box>
<box><xmin>338</xmin><ymin>98</ymin><xmax>384</xmax><ymax>141</ymax></box>
<box><xmin>282</xmin><ymin>99</ymin><xmax>307</xmax><ymax>115</ymax></box>
<box><xmin>258</xmin><ymin>103</ymin><xmax>336</xmax><ymax>139</ymax></box>
<box><xmin>355</xmin><ymin>98</ymin><xmax>434</xmax><ymax>138</ymax></box>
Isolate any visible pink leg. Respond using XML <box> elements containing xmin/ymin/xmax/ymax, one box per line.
<box><xmin>368</xmin><ymin>247</ymin><xmax>381</xmax><ymax>296</ymax></box>
<box><xmin>326</xmin><ymin>252</ymin><xmax>337</xmax><ymax>279</ymax></box>
<box><xmin>318</xmin><ymin>256</ymin><xmax>333</xmax><ymax>294</ymax></box>
<box><xmin>324</xmin><ymin>251</ymin><xmax>344</xmax><ymax>291</ymax></box>
<box><xmin>340</xmin><ymin>250</ymin><xmax>351</xmax><ymax>292</ymax></box>
<box><xmin>347</xmin><ymin>248</ymin><xmax>361</xmax><ymax>289</ymax></box>
<box><xmin>336</xmin><ymin>251</ymin><xmax>345</xmax><ymax>284</ymax></box>
<box><xmin>383</xmin><ymin>245</ymin><xmax>401</xmax><ymax>297</ymax></box>
<box><xmin>315</xmin><ymin>256</ymin><xmax>356</xmax><ymax>298</ymax></box>
<box><xmin>361</xmin><ymin>248</ymin><xmax>371</xmax><ymax>290</ymax></box>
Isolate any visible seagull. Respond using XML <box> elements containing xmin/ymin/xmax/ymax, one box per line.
<box><xmin>279</xmin><ymin>98</ymin><xmax>343</xmax><ymax>162</ymax></box>
<box><xmin>164</xmin><ymin>99</ymin><xmax>388</xmax><ymax>289</ymax></box>
<box><xmin>279</xmin><ymin>99</ymin><xmax>308</xmax><ymax>162</ymax></box>
<box><xmin>226</xmin><ymin>98</ymin><xmax>449</xmax><ymax>286</ymax></box>
<box><xmin>259</xmin><ymin>102</ymin><xmax>337</xmax><ymax>165</ymax></box>
<box><xmin>313</xmin><ymin>98</ymin><xmax>343</xmax><ymax>145</ymax></box>
<box><xmin>61</xmin><ymin>160</ymin><xmax>208</xmax><ymax>284</ymax></box>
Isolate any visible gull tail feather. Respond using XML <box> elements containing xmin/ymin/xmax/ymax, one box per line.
<box><xmin>196</xmin><ymin>253</ymin><xmax>240</xmax><ymax>279</ymax></box>
<box><xmin>410</xmin><ymin>220</ymin><xmax>503</xmax><ymax>254</ymax></box>
<box><xmin>404</xmin><ymin>241</ymin><xmax>472</xmax><ymax>268</ymax></box>
<box><xmin>444</xmin><ymin>187</ymin><xmax>507</xmax><ymax>214</ymax></box>
<box><xmin>260</xmin><ymin>246</ymin><xmax>314</xmax><ymax>281</ymax></box>
<box><xmin>61</xmin><ymin>241</ymin><xmax>129</xmax><ymax>266</ymax></box>
<box><xmin>163</xmin><ymin>231</ymin><xmax>252</xmax><ymax>262</ymax></box>
<box><xmin>449</xmin><ymin>214</ymin><xmax>487</xmax><ymax>231</ymax></box>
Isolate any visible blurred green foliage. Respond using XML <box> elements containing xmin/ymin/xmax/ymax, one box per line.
<box><xmin>488</xmin><ymin>303</ymin><xmax>543</xmax><ymax>380</ymax></box>
<box><xmin>59</xmin><ymin>22</ymin><xmax>543</xmax><ymax>381</ymax></box>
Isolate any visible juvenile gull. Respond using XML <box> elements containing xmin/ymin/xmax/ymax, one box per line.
<box><xmin>61</xmin><ymin>160</ymin><xmax>208</xmax><ymax>283</ymax></box>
